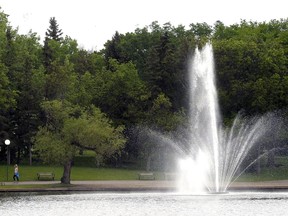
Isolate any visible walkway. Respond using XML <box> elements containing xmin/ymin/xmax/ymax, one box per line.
<box><xmin>1</xmin><ymin>180</ymin><xmax>288</xmax><ymax>192</ymax></box>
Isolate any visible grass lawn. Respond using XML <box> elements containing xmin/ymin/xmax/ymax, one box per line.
<box><xmin>1</xmin><ymin>154</ymin><xmax>288</xmax><ymax>183</ymax></box>
<box><xmin>0</xmin><ymin>151</ymin><xmax>148</xmax><ymax>182</ymax></box>
<box><xmin>236</xmin><ymin>156</ymin><xmax>288</xmax><ymax>182</ymax></box>
<box><xmin>0</xmin><ymin>165</ymin><xmax>149</xmax><ymax>182</ymax></box>
<box><xmin>0</xmin><ymin>183</ymin><xmax>75</xmax><ymax>190</ymax></box>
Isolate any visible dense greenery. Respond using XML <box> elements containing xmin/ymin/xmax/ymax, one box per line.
<box><xmin>33</xmin><ymin>100</ymin><xmax>126</xmax><ymax>183</ymax></box>
<box><xmin>1</xmin><ymin>7</ymin><xmax>288</xmax><ymax>181</ymax></box>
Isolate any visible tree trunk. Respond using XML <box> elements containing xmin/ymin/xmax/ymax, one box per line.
<box><xmin>7</xmin><ymin>146</ymin><xmax>11</xmax><ymax>165</ymax></box>
<box><xmin>17</xmin><ymin>147</ymin><xmax>21</xmax><ymax>164</ymax></box>
<box><xmin>146</xmin><ymin>155</ymin><xmax>151</xmax><ymax>171</ymax></box>
<box><xmin>29</xmin><ymin>143</ymin><xmax>32</xmax><ymax>166</ymax></box>
<box><xmin>61</xmin><ymin>159</ymin><xmax>72</xmax><ymax>184</ymax></box>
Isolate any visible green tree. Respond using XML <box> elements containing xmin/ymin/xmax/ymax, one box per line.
<box><xmin>43</xmin><ymin>36</ymin><xmax>79</xmax><ymax>100</ymax></box>
<box><xmin>5</xmin><ymin>31</ymin><xmax>45</xmax><ymax>163</ymax></box>
<box><xmin>136</xmin><ymin>93</ymin><xmax>185</xmax><ymax>171</ymax></box>
<box><xmin>0</xmin><ymin>11</ymin><xmax>25</xmax><ymax>163</ymax></box>
<box><xmin>190</xmin><ymin>22</ymin><xmax>213</xmax><ymax>43</ymax></box>
<box><xmin>43</xmin><ymin>17</ymin><xmax>63</xmax><ymax>69</ymax></box>
<box><xmin>103</xmin><ymin>21</ymin><xmax>195</xmax><ymax>111</ymax></box>
<box><xmin>45</xmin><ymin>56</ymin><xmax>76</xmax><ymax>100</ymax></box>
<box><xmin>144</xmin><ymin>31</ymin><xmax>180</xmax><ymax>107</ymax></box>
<box><xmin>213</xmin><ymin>19</ymin><xmax>288</xmax><ymax>117</ymax></box>
<box><xmin>71</xmin><ymin>49</ymin><xmax>105</xmax><ymax>76</ymax></box>
<box><xmin>104</xmin><ymin>31</ymin><xmax>121</xmax><ymax>60</ymax></box>
<box><xmin>34</xmin><ymin>100</ymin><xmax>126</xmax><ymax>184</ymax></box>
<box><xmin>93</xmin><ymin>59</ymin><xmax>150</xmax><ymax>125</ymax></box>
<box><xmin>0</xmin><ymin>10</ymin><xmax>17</xmax><ymax>111</ymax></box>
<box><xmin>45</xmin><ymin>17</ymin><xmax>63</xmax><ymax>41</ymax></box>
<box><xmin>212</xmin><ymin>19</ymin><xmax>288</xmax><ymax>168</ymax></box>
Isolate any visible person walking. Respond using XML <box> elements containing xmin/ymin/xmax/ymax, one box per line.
<box><xmin>13</xmin><ymin>164</ymin><xmax>19</xmax><ymax>181</ymax></box>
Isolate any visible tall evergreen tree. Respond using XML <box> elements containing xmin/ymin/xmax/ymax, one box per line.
<box><xmin>42</xmin><ymin>17</ymin><xmax>76</xmax><ymax>100</ymax></box>
<box><xmin>45</xmin><ymin>17</ymin><xmax>63</xmax><ymax>41</ymax></box>
<box><xmin>43</xmin><ymin>17</ymin><xmax>63</xmax><ymax>68</ymax></box>
<box><xmin>145</xmin><ymin>31</ymin><xmax>180</xmax><ymax>109</ymax></box>
<box><xmin>103</xmin><ymin>31</ymin><xmax>129</xmax><ymax>70</ymax></box>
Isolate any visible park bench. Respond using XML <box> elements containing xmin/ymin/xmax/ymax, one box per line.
<box><xmin>138</xmin><ymin>172</ymin><xmax>155</xmax><ymax>180</ymax></box>
<box><xmin>164</xmin><ymin>172</ymin><xmax>177</xmax><ymax>180</ymax></box>
<box><xmin>37</xmin><ymin>172</ymin><xmax>55</xmax><ymax>181</ymax></box>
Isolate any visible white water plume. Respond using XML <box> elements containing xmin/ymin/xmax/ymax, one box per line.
<box><xmin>179</xmin><ymin>43</ymin><xmax>279</xmax><ymax>193</ymax></box>
<box><xmin>137</xmin><ymin>43</ymin><xmax>282</xmax><ymax>194</ymax></box>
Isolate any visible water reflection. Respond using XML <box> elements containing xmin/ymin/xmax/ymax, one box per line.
<box><xmin>1</xmin><ymin>192</ymin><xmax>288</xmax><ymax>216</ymax></box>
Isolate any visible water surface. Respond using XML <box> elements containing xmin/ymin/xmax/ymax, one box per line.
<box><xmin>1</xmin><ymin>192</ymin><xmax>288</xmax><ymax>216</ymax></box>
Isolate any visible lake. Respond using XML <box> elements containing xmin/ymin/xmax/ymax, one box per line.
<box><xmin>1</xmin><ymin>191</ymin><xmax>288</xmax><ymax>216</ymax></box>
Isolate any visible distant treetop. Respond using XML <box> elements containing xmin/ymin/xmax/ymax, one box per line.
<box><xmin>45</xmin><ymin>17</ymin><xmax>63</xmax><ymax>42</ymax></box>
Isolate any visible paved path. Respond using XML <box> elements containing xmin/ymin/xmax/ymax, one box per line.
<box><xmin>0</xmin><ymin>180</ymin><xmax>175</xmax><ymax>192</ymax></box>
<box><xmin>230</xmin><ymin>180</ymin><xmax>288</xmax><ymax>190</ymax></box>
<box><xmin>1</xmin><ymin>180</ymin><xmax>288</xmax><ymax>192</ymax></box>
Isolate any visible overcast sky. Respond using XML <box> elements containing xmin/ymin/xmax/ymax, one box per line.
<box><xmin>0</xmin><ymin>0</ymin><xmax>287</xmax><ymax>50</ymax></box>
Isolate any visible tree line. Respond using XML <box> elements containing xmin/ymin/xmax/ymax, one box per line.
<box><xmin>1</xmin><ymin>8</ymin><xmax>288</xmax><ymax>183</ymax></box>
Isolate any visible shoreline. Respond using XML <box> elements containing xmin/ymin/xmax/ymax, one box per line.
<box><xmin>1</xmin><ymin>180</ymin><xmax>288</xmax><ymax>193</ymax></box>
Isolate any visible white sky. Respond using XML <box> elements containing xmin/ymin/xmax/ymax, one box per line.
<box><xmin>0</xmin><ymin>0</ymin><xmax>287</xmax><ymax>51</ymax></box>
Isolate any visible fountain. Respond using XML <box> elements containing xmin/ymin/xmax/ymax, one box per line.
<box><xmin>178</xmin><ymin>43</ymin><xmax>277</xmax><ymax>193</ymax></box>
<box><xmin>1</xmin><ymin>44</ymin><xmax>287</xmax><ymax>216</ymax></box>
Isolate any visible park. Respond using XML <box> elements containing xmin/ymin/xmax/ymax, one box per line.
<box><xmin>1</xmin><ymin>4</ymin><xmax>288</xmax><ymax>216</ymax></box>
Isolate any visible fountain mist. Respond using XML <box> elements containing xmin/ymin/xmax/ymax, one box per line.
<box><xmin>178</xmin><ymin>43</ymin><xmax>276</xmax><ymax>193</ymax></box>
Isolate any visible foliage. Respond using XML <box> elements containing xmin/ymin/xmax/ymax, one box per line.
<box><xmin>1</xmin><ymin>7</ymin><xmax>288</xmax><ymax>174</ymax></box>
<box><xmin>45</xmin><ymin>17</ymin><xmax>63</xmax><ymax>41</ymax></box>
<box><xmin>33</xmin><ymin>100</ymin><xmax>126</xmax><ymax>183</ymax></box>
<box><xmin>34</xmin><ymin>100</ymin><xmax>126</xmax><ymax>164</ymax></box>
<box><xmin>0</xmin><ymin>10</ymin><xmax>17</xmax><ymax>111</ymax></box>
<box><xmin>213</xmin><ymin>19</ymin><xmax>288</xmax><ymax>117</ymax></box>
<box><xmin>92</xmin><ymin>59</ymin><xmax>151</xmax><ymax>125</ymax></box>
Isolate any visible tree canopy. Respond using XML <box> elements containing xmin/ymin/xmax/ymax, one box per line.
<box><xmin>34</xmin><ymin>100</ymin><xmax>126</xmax><ymax>183</ymax></box>
<box><xmin>1</xmin><ymin>7</ymin><xmax>288</xmax><ymax>176</ymax></box>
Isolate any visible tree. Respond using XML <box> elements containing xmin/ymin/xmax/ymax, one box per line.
<box><xmin>43</xmin><ymin>17</ymin><xmax>63</xmax><ymax>69</ymax></box>
<box><xmin>101</xmin><ymin>21</ymin><xmax>196</xmax><ymax>113</ymax></box>
<box><xmin>135</xmin><ymin>93</ymin><xmax>185</xmax><ymax>171</ymax></box>
<box><xmin>0</xmin><ymin>10</ymin><xmax>27</xmax><ymax>163</ymax></box>
<box><xmin>0</xmin><ymin>10</ymin><xmax>17</xmax><ymax>111</ymax></box>
<box><xmin>33</xmin><ymin>100</ymin><xmax>126</xmax><ymax>184</ymax></box>
<box><xmin>45</xmin><ymin>17</ymin><xmax>63</xmax><ymax>41</ymax></box>
<box><xmin>92</xmin><ymin>59</ymin><xmax>150</xmax><ymax>126</ymax></box>
<box><xmin>0</xmin><ymin>62</ymin><xmax>17</xmax><ymax>151</ymax></box>
<box><xmin>71</xmin><ymin>49</ymin><xmax>105</xmax><ymax>76</ymax></box>
<box><xmin>213</xmin><ymin>19</ymin><xmax>288</xmax><ymax>117</ymax></box>
<box><xmin>103</xmin><ymin>31</ymin><xmax>129</xmax><ymax>70</ymax></box>
<box><xmin>190</xmin><ymin>22</ymin><xmax>213</xmax><ymax>38</ymax></box>
<box><xmin>144</xmin><ymin>31</ymin><xmax>179</xmax><ymax>104</ymax></box>
<box><xmin>43</xmin><ymin>36</ymin><xmax>79</xmax><ymax>100</ymax></box>
<box><xmin>0</xmin><ymin>64</ymin><xmax>16</xmax><ymax>111</ymax></box>
<box><xmin>45</xmin><ymin>56</ymin><xmax>76</xmax><ymax>100</ymax></box>
<box><xmin>5</xmin><ymin>32</ymin><xmax>45</xmax><ymax>164</ymax></box>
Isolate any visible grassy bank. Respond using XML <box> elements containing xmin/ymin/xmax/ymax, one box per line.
<box><xmin>237</xmin><ymin>156</ymin><xmax>288</xmax><ymax>182</ymax></box>
<box><xmin>1</xmin><ymin>163</ymin><xmax>288</xmax><ymax>183</ymax></box>
<box><xmin>1</xmin><ymin>156</ymin><xmax>288</xmax><ymax>183</ymax></box>
<box><xmin>0</xmin><ymin>183</ymin><xmax>75</xmax><ymax>190</ymax></box>
<box><xmin>0</xmin><ymin>165</ymin><xmax>148</xmax><ymax>182</ymax></box>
